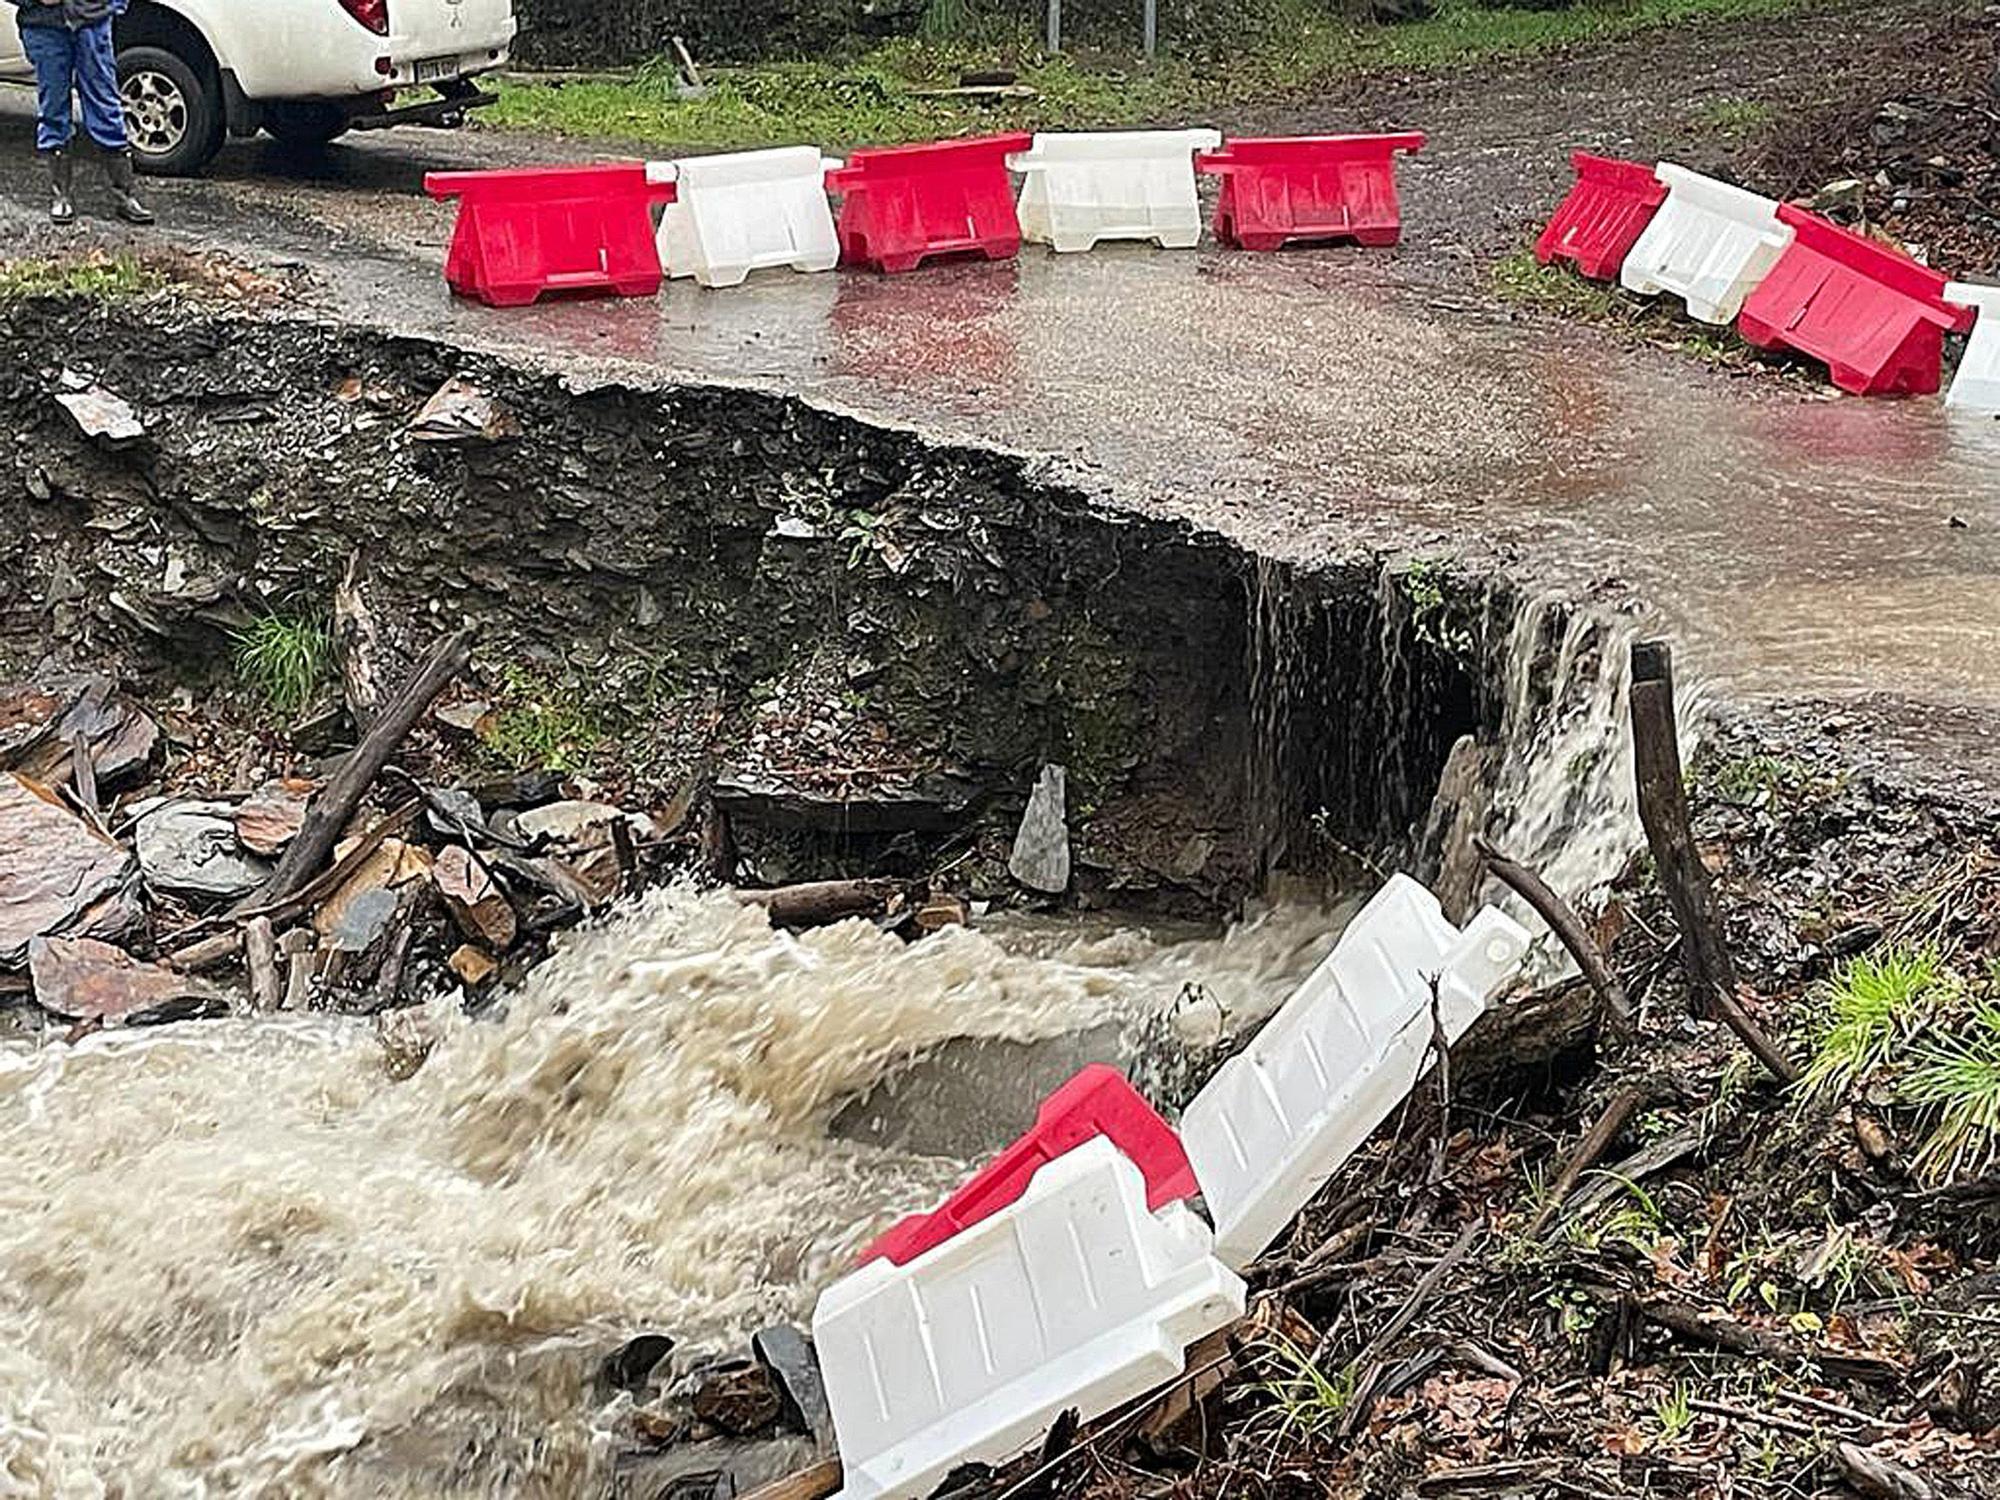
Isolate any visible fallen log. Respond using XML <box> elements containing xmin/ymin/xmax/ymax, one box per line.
<box><xmin>1451</xmin><ymin>976</ymin><xmax>1599</xmax><ymax>1085</ymax></box>
<box><xmin>743</xmin><ymin>878</ymin><xmax>902</xmax><ymax>930</ymax></box>
<box><xmin>245</xmin><ymin>627</ymin><xmax>472</xmax><ymax>911</ymax></box>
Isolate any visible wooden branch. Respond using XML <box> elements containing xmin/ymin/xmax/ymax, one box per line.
<box><xmin>1477</xmin><ymin>836</ymin><xmax>1634</xmax><ymax>1037</ymax></box>
<box><xmin>743</xmin><ymin>878</ymin><xmax>901</xmax><ymax>929</ymax></box>
<box><xmin>243</xmin><ymin>917</ymin><xmax>280</xmax><ymax>1013</ymax></box>
<box><xmin>244</xmin><ymin>626</ymin><xmax>472</xmax><ymax>911</ymax></box>
<box><xmin>1628</xmin><ymin>639</ymin><xmax>1736</xmax><ymax>1018</ymax></box>
<box><xmin>1637</xmin><ymin>1298</ymin><xmax>1798</xmax><ymax>1360</ymax></box>
<box><xmin>738</xmin><ymin>1459</ymin><xmax>842</xmax><ymax>1500</ymax></box>
<box><xmin>1526</xmin><ymin>1085</ymin><xmax>1644</xmax><ymax>1238</ymax></box>
<box><xmin>1712</xmin><ymin>984</ymin><xmax>1802</xmax><ymax>1085</ymax></box>
<box><xmin>1556</xmin><ymin>1124</ymin><xmax>1700</xmax><ymax>1227</ymax></box>
<box><xmin>334</xmin><ymin>552</ymin><xmax>385</xmax><ymax>731</ymax></box>
<box><xmin>1323</xmin><ymin>1218</ymin><xmax>1484</xmax><ymax>1369</ymax></box>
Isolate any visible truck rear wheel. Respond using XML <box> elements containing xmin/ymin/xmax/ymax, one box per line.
<box><xmin>118</xmin><ymin>44</ymin><xmax>225</xmax><ymax>176</ymax></box>
<box><xmin>263</xmin><ymin>102</ymin><xmax>353</xmax><ymax>150</ymax></box>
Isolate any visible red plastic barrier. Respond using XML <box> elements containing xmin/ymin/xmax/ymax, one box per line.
<box><xmin>424</xmin><ymin>163</ymin><xmax>677</xmax><ymax>308</ymax></box>
<box><xmin>826</xmin><ymin>134</ymin><xmax>1033</xmax><ymax>274</ymax></box>
<box><xmin>1195</xmin><ymin>133</ymin><xmax>1425</xmax><ymax>250</ymax></box>
<box><xmin>1533</xmin><ymin>151</ymin><xmax>1668</xmax><ymax>281</ymax></box>
<box><xmin>861</xmin><ymin>1065</ymin><xmax>1198</xmax><ymax>1266</ymax></box>
<box><xmin>1738</xmin><ymin>204</ymin><xmax>1977</xmax><ymax>396</ymax></box>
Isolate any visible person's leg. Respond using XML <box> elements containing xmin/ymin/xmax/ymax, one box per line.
<box><xmin>73</xmin><ymin>18</ymin><xmax>128</xmax><ymax>152</ymax></box>
<box><xmin>21</xmin><ymin>24</ymin><xmax>75</xmax><ymax>150</ymax></box>
<box><xmin>20</xmin><ymin>25</ymin><xmax>77</xmax><ymax>223</ymax></box>
<box><xmin>73</xmin><ymin>19</ymin><xmax>154</xmax><ymax>225</ymax></box>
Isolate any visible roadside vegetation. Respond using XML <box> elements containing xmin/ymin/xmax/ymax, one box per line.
<box><xmin>486</xmin><ymin>0</ymin><xmax>1811</xmax><ymax>147</ymax></box>
<box><xmin>1490</xmin><ymin>247</ymin><xmax>1784</xmax><ymax>372</ymax></box>
<box><xmin>0</xmin><ymin>252</ymin><xmax>160</xmax><ymax>304</ymax></box>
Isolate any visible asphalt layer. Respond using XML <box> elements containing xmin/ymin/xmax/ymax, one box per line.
<box><xmin>1</xmin><ymin>0</ymin><xmax>1996</xmax><ymax>793</ymax></box>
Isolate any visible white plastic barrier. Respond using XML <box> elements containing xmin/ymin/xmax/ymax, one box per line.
<box><xmin>1619</xmin><ymin>163</ymin><xmax>1793</xmax><ymax>325</ymax></box>
<box><xmin>649</xmin><ymin>146</ymin><xmax>843</xmax><ymax>289</ymax></box>
<box><xmin>815</xmin><ymin>1137</ymin><xmax>1245</xmax><ymax>1500</ymax></box>
<box><xmin>1945</xmin><ymin>282</ymin><xmax>2000</xmax><ymax>413</ymax></box>
<box><xmin>1009</xmin><ymin>129</ymin><xmax>1223</xmax><ymax>253</ymax></box>
<box><xmin>1179</xmin><ymin>875</ymin><xmax>1531</xmax><ymax>1270</ymax></box>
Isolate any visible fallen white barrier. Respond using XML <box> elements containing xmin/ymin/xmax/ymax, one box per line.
<box><xmin>649</xmin><ymin>146</ymin><xmax>843</xmax><ymax>289</ymax></box>
<box><xmin>1009</xmin><ymin>129</ymin><xmax>1223</xmax><ymax>253</ymax></box>
<box><xmin>814</xmin><ymin>1136</ymin><xmax>1245</xmax><ymax>1500</ymax></box>
<box><xmin>1946</xmin><ymin>281</ymin><xmax>2000</xmax><ymax>413</ymax></box>
<box><xmin>1619</xmin><ymin>163</ymin><xmax>1793</xmax><ymax>325</ymax></box>
<box><xmin>1179</xmin><ymin>874</ymin><xmax>1531</xmax><ymax>1270</ymax></box>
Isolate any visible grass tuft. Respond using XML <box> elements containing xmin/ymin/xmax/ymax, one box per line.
<box><xmin>1693</xmin><ymin>96</ymin><xmax>1774</xmax><ymax>135</ymax></box>
<box><xmin>1651</xmin><ymin>1381</ymin><xmax>1695</xmax><ymax>1443</ymax></box>
<box><xmin>0</xmin><ymin>252</ymin><xmax>160</xmax><ymax>303</ymax></box>
<box><xmin>482</xmin><ymin>667</ymin><xmax>605</xmax><ymax>774</ymax></box>
<box><xmin>1903</xmin><ymin>1003</ymin><xmax>2000</xmax><ymax>1183</ymax></box>
<box><xmin>1798</xmin><ymin>944</ymin><xmax>1957</xmax><ymax>1106</ymax></box>
<box><xmin>1251</xmin><ymin>1335</ymin><xmax>1356</xmax><ymax>1447</ymax></box>
<box><xmin>232</xmin><ymin>612</ymin><xmax>333</xmax><ymax>718</ymax></box>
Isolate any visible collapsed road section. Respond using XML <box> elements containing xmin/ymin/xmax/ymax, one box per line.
<box><xmin>0</xmin><ymin>285</ymin><xmax>1994</xmax><ymax>1499</ymax></box>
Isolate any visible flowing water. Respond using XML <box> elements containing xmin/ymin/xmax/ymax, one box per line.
<box><xmin>0</xmin><ymin>539</ymin><xmax>1657</xmax><ymax>1497</ymax></box>
<box><xmin>0</xmin><ymin>889</ymin><xmax>1349</xmax><ymax>1498</ymax></box>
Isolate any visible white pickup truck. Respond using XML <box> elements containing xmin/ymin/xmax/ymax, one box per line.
<box><xmin>1</xmin><ymin>0</ymin><xmax>516</xmax><ymax>174</ymax></box>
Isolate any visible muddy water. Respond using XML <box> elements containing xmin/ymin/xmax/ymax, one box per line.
<box><xmin>0</xmin><ymin>890</ymin><xmax>1343</xmax><ymax>1497</ymax></box>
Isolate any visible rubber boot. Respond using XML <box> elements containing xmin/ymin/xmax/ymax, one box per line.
<box><xmin>103</xmin><ymin>149</ymin><xmax>155</xmax><ymax>226</ymax></box>
<box><xmin>46</xmin><ymin>149</ymin><xmax>75</xmax><ymax>226</ymax></box>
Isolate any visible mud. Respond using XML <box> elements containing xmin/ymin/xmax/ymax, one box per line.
<box><xmin>0</xmin><ymin>297</ymin><xmax>1567</xmax><ymax>911</ymax></box>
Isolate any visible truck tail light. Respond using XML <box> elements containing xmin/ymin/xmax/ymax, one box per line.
<box><xmin>338</xmin><ymin>0</ymin><xmax>390</xmax><ymax>35</ymax></box>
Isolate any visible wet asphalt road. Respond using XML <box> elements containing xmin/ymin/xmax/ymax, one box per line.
<box><xmin>2</xmin><ymin>71</ymin><xmax>1998</xmax><ymax>792</ymax></box>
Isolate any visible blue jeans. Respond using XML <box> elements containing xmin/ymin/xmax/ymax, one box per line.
<box><xmin>20</xmin><ymin>19</ymin><xmax>129</xmax><ymax>153</ymax></box>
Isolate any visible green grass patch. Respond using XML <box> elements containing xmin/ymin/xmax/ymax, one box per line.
<box><xmin>1693</xmin><ymin>95</ymin><xmax>1775</xmax><ymax>135</ymax></box>
<box><xmin>481</xmin><ymin>666</ymin><xmax>608</xmax><ymax>775</ymax></box>
<box><xmin>1798</xmin><ymin>943</ymin><xmax>1958</xmax><ymax>1106</ymax></box>
<box><xmin>0</xmin><ymin>251</ymin><xmax>160</xmax><ymax>303</ymax></box>
<box><xmin>232</xmin><ymin>611</ymin><xmax>333</xmax><ymax>718</ymax></box>
<box><xmin>485</xmin><ymin>0</ymin><xmax>1811</xmax><ymax>148</ymax></box>
<box><xmin>1492</xmin><ymin>248</ymin><xmax>1625</xmax><ymax>319</ymax></box>
<box><xmin>1904</xmin><ymin>1002</ymin><xmax>2000</xmax><ymax>1183</ymax></box>
<box><xmin>1704</xmin><ymin>752</ymin><xmax>1810</xmax><ymax>807</ymax></box>
<box><xmin>1251</xmin><ymin>1335</ymin><xmax>1356</xmax><ymax>1446</ymax></box>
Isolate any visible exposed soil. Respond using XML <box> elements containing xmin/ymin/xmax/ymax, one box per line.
<box><xmin>0</xmin><ymin>289</ymin><xmax>1523</xmax><ymax>992</ymax></box>
<box><xmin>1229</xmin><ymin>0</ymin><xmax>1995</xmax><ymax>284</ymax></box>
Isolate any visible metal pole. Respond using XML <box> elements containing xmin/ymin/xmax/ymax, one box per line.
<box><xmin>1143</xmin><ymin>0</ymin><xmax>1157</xmax><ymax>57</ymax></box>
<box><xmin>1047</xmin><ymin>0</ymin><xmax>1062</xmax><ymax>53</ymax></box>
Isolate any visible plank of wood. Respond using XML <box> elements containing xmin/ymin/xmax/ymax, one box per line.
<box><xmin>737</xmin><ymin>1458</ymin><xmax>842</xmax><ymax>1500</ymax></box>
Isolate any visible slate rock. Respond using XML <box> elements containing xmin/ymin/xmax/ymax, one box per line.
<box><xmin>236</xmin><ymin>781</ymin><xmax>312</xmax><ymax>857</ymax></box>
<box><xmin>135</xmin><ymin>800</ymin><xmax>273</xmax><ymax>901</ymax></box>
<box><xmin>29</xmin><ymin>936</ymin><xmax>227</xmax><ymax>1022</ymax></box>
<box><xmin>1008</xmin><ymin>763</ymin><xmax>1070</xmax><ymax>894</ymax></box>
<box><xmin>0</xmin><ymin>773</ymin><xmax>139</xmax><ymax>966</ymax></box>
